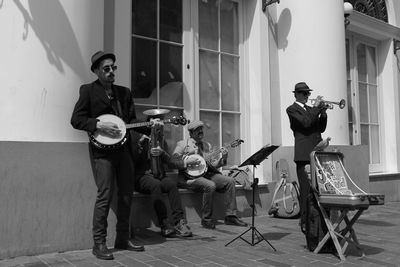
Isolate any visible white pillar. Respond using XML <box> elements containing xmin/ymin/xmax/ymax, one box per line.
<box><xmin>278</xmin><ymin>0</ymin><xmax>349</xmax><ymax>146</ymax></box>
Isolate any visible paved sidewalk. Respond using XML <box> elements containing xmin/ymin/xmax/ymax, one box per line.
<box><xmin>1</xmin><ymin>202</ymin><xmax>400</xmax><ymax>267</ymax></box>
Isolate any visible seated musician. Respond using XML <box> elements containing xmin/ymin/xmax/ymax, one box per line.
<box><xmin>134</xmin><ymin>110</ymin><xmax>193</xmax><ymax>238</ymax></box>
<box><xmin>172</xmin><ymin>120</ymin><xmax>248</xmax><ymax>229</ymax></box>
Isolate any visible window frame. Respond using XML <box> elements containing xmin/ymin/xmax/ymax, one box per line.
<box><xmin>346</xmin><ymin>33</ymin><xmax>383</xmax><ymax>173</ymax></box>
<box><xmin>192</xmin><ymin>0</ymin><xmax>244</xmax><ymax>157</ymax></box>
<box><xmin>127</xmin><ymin>0</ymin><xmax>245</xmax><ymax>167</ymax></box>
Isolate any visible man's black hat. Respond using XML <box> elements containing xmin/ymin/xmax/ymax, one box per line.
<box><xmin>293</xmin><ymin>82</ymin><xmax>313</xmax><ymax>93</ymax></box>
<box><xmin>90</xmin><ymin>51</ymin><xmax>116</xmax><ymax>72</ymax></box>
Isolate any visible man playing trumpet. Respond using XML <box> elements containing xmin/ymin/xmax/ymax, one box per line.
<box><xmin>286</xmin><ymin>82</ymin><xmax>328</xmax><ymax>245</ymax></box>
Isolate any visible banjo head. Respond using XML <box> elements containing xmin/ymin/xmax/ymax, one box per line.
<box><xmin>185</xmin><ymin>154</ymin><xmax>207</xmax><ymax>178</ymax></box>
<box><xmin>92</xmin><ymin>114</ymin><xmax>127</xmax><ymax>147</ymax></box>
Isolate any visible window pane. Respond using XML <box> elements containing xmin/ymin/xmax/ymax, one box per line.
<box><xmin>370</xmin><ymin>125</ymin><xmax>380</xmax><ymax>164</ymax></box>
<box><xmin>200</xmin><ymin>111</ymin><xmax>220</xmax><ymax>148</ymax></box>
<box><xmin>222</xmin><ymin>113</ymin><xmax>240</xmax><ymax>167</ymax></box>
<box><xmin>160</xmin><ymin>43</ymin><xmax>183</xmax><ymax>107</ymax></box>
<box><xmin>357</xmin><ymin>44</ymin><xmax>366</xmax><ymax>83</ymax></box>
<box><xmin>163</xmin><ymin>108</ymin><xmax>185</xmax><ymax>154</ymax></box>
<box><xmin>360</xmin><ymin>124</ymin><xmax>369</xmax><ymax>146</ymax></box>
<box><xmin>221</xmin><ymin>55</ymin><xmax>239</xmax><ymax>111</ymax></box>
<box><xmin>199</xmin><ymin>50</ymin><xmax>219</xmax><ymax>109</ymax></box>
<box><xmin>359</xmin><ymin>83</ymin><xmax>368</xmax><ymax>123</ymax></box>
<box><xmin>369</xmin><ymin>85</ymin><xmax>378</xmax><ymax>123</ymax></box>
<box><xmin>132</xmin><ymin>0</ymin><xmax>157</xmax><ymax>38</ymax></box>
<box><xmin>199</xmin><ymin>0</ymin><xmax>218</xmax><ymax>50</ymax></box>
<box><xmin>132</xmin><ymin>38</ymin><xmax>157</xmax><ymax>104</ymax></box>
<box><xmin>361</xmin><ymin>124</ymin><xmax>370</xmax><ymax>163</ymax></box>
<box><xmin>366</xmin><ymin>46</ymin><xmax>377</xmax><ymax>84</ymax></box>
<box><xmin>160</xmin><ymin>0</ymin><xmax>182</xmax><ymax>43</ymax></box>
<box><xmin>135</xmin><ymin>105</ymin><xmax>152</xmax><ymax>121</ymax></box>
<box><xmin>220</xmin><ymin>0</ymin><xmax>238</xmax><ymax>54</ymax></box>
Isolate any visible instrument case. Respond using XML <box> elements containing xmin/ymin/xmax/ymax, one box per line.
<box><xmin>310</xmin><ymin>151</ymin><xmax>385</xmax><ymax>207</ymax></box>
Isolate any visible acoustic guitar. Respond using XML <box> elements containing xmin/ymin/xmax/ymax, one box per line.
<box><xmin>89</xmin><ymin>114</ymin><xmax>187</xmax><ymax>149</ymax></box>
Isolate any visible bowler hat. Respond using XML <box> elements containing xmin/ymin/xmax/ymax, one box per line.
<box><xmin>293</xmin><ymin>82</ymin><xmax>313</xmax><ymax>93</ymax></box>
<box><xmin>187</xmin><ymin>120</ymin><xmax>204</xmax><ymax>131</ymax></box>
<box><xmin>90</xmin><ymin>51</ymin><xmax>116</xmax><ymax>72</ymax></box>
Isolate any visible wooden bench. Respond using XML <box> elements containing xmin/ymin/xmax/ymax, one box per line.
<box><xmin>130</xmin><ymin>178</ymin><xmax>272</xmax><ymax>228</ymax></box>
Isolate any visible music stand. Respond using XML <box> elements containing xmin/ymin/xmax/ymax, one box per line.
<box><xmin>225</xmin><ymin>144</ymin><xmax>279</xmax><ymax>250</ymax></box>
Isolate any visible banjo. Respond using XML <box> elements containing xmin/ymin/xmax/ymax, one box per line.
<box><xmin>185</xmin><ymin>139</ymin><xmax>244</xmax><ymax>179</ymax></box>
<box><xmin>89</xmin><ymin>114</ymin><xmax>187</xmax><ymax>149</ymax></box>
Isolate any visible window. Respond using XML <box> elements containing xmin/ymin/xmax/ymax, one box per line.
<box><xmin>198</xmin><ymin>0</ymin><xmax>241</xmax><ymax>167</ymax></box>
<box><xmin>131</xmin><ymin>0</ymin><xmax>242</xmax><ymax>165</ymax></box>
<box><xmin>346</xmin><ymin>36</ymin><xmax>381</xmax><ymax>170</ymax></box>
<box><xmin>131</xmin><ymin>0</ymin><xmax>184</xmax><ymax>151</ymax></box>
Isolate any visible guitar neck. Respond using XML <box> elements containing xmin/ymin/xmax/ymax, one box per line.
<box><xmin>125</xmin><ymin>119</ymin><xmax>171</xmax><ymax>129</ymax></box>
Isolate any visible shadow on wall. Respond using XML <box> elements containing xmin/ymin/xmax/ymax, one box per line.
<box><xmin>277</xmin><ymin>8</ymin><xmax>291</xmax><ymax>50</ymax></box>
<box><xmin>12</xmin><ymin>0</ymin><xmax>89</xmax><ymax>80</ymax></box>
<box><xmin>266</xmin><ymin>7</ymin><xmax>291</xmax><ymax>51</ymax></box>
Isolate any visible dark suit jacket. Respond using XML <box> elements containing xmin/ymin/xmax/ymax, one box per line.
<box><xmin>286</xmin><ymin>103</ymin><xmax>327</xmax><ymax>162</ymax></box>
<box><xmin>70</xmin><ymin>79</ymin><xmax>141</xmax><ymax>158</ymax></box>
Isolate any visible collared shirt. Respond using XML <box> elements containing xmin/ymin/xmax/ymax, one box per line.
<box><xmin>295</xmin><ymin>101</ymin><xmax>307</xmax><ymax>110</ymax></box>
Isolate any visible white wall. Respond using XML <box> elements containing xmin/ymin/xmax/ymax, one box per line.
<box><xmin>276</xmin><ymin>0</ymin><xmax>349</xmax><ymax>147</ymax></box>
<box><xmin>0</xmin><ymin>0</ymin><xmax>104</xmax><ymax>142</ymax></box>
<box><xmin>242</xmin><ymin>0</ymin><xmax>274</xmax><ymax>182</ymax></box>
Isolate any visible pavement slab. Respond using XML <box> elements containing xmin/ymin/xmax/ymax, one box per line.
<box><xmin>1</xmin><ymin>202</ymin><xmax>400</xmax><ymax>267</ymax></box>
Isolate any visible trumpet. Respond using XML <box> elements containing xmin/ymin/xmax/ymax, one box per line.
<box><xmin>310</xmin><ymin>97</ymin><xmax>346</xmax><ymax>109</ymax></box>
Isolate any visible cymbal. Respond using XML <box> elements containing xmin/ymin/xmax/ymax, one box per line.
<box><xmin>143</xmin><ymin>108</ymin><xmax>170</xmax><ymax>116</ymax></box>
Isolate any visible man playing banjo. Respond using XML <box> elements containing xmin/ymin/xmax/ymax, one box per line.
<box><xmin>71</xmin><ymin>51</ymin><xmax>146</xmax><ymax>260</ymax></box>
<box><xmin>172</xmin><ymin>120</ymin><xmax>248</xmax><ymax>229</ymax></box>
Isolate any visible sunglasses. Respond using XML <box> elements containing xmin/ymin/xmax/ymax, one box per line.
<box><xmin>302</xmin><ymin>91</ymin><xmax>311</xmax><ymax>96</ymax></box>
<box><xmin>102</xmin><ymin>65</ymin><xmax>117</xmax><ymax>73</ymax></box>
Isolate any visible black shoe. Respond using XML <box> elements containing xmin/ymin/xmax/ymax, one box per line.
<box><xmin>201</xmin><ymin>220</ymin><xmax>216</xmax><ymax>229</ymax></box>
<box><xmin>114</xmin><ymin>239</ymin><xmax>145</xmax><ymax>252</ymax></box>
<box><xmin>92</xmin><ymin>243</ymin><xmax>114</xmax><ymax>260</ymax></box>
<box><xmin>268</xmin><ymin>207</ymin><xmax>278</xmax><ymax>216</ymax></box>
<box><xmin>224</xmin><ymin>216</ymin><xmax>248</xmax><ymax>227</ymax></box>
<box><xmin>160</xmin><ymin>219</ymin><xmax>176</xmax><ymax>237</ymax></box>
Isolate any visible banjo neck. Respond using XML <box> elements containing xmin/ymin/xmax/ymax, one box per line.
<box><xmin>202</xmin><ymin>138</ymin><xmax>243</xmax><ymax>163</ymax></box>
<box><xmin>125</xmin><ymin>119</ymin><xmax>172</xmax><ymax>130</ymax></box>
<box><xmin>203</xmin><ymin>144</ymin><xmax>231</xmax><ymax>163</ymax></box>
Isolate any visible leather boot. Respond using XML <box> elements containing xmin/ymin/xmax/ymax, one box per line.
<box><xmin>114</xmin><ymin>238</ymin><xmax>144</xmax><ymax>251</ymax></box>
<box><xmin>92</xmin><ymin>243</ymin><xmax>114</xmax><ymax>260</ymax></box>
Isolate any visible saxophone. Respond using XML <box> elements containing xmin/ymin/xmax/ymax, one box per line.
<box><xmin>149</xmin><ymin>123</ymin><xmax>164</xmax><ymax>179</ymax></box>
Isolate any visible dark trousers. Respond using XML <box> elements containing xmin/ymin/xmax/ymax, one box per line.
<box><xmin>91</xmin><ymin>149</ymin><xmax>135</xmax><ymax>244</ymax></box>
<box><xmin>136</xmin><ymin>174</ymin><xmax>184</xmax><ymax>225</ymax></box>
<box><xmin>295</xmin><ymin>161</ymin><xmax>311</xmax><ymax>231</ymax></box>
